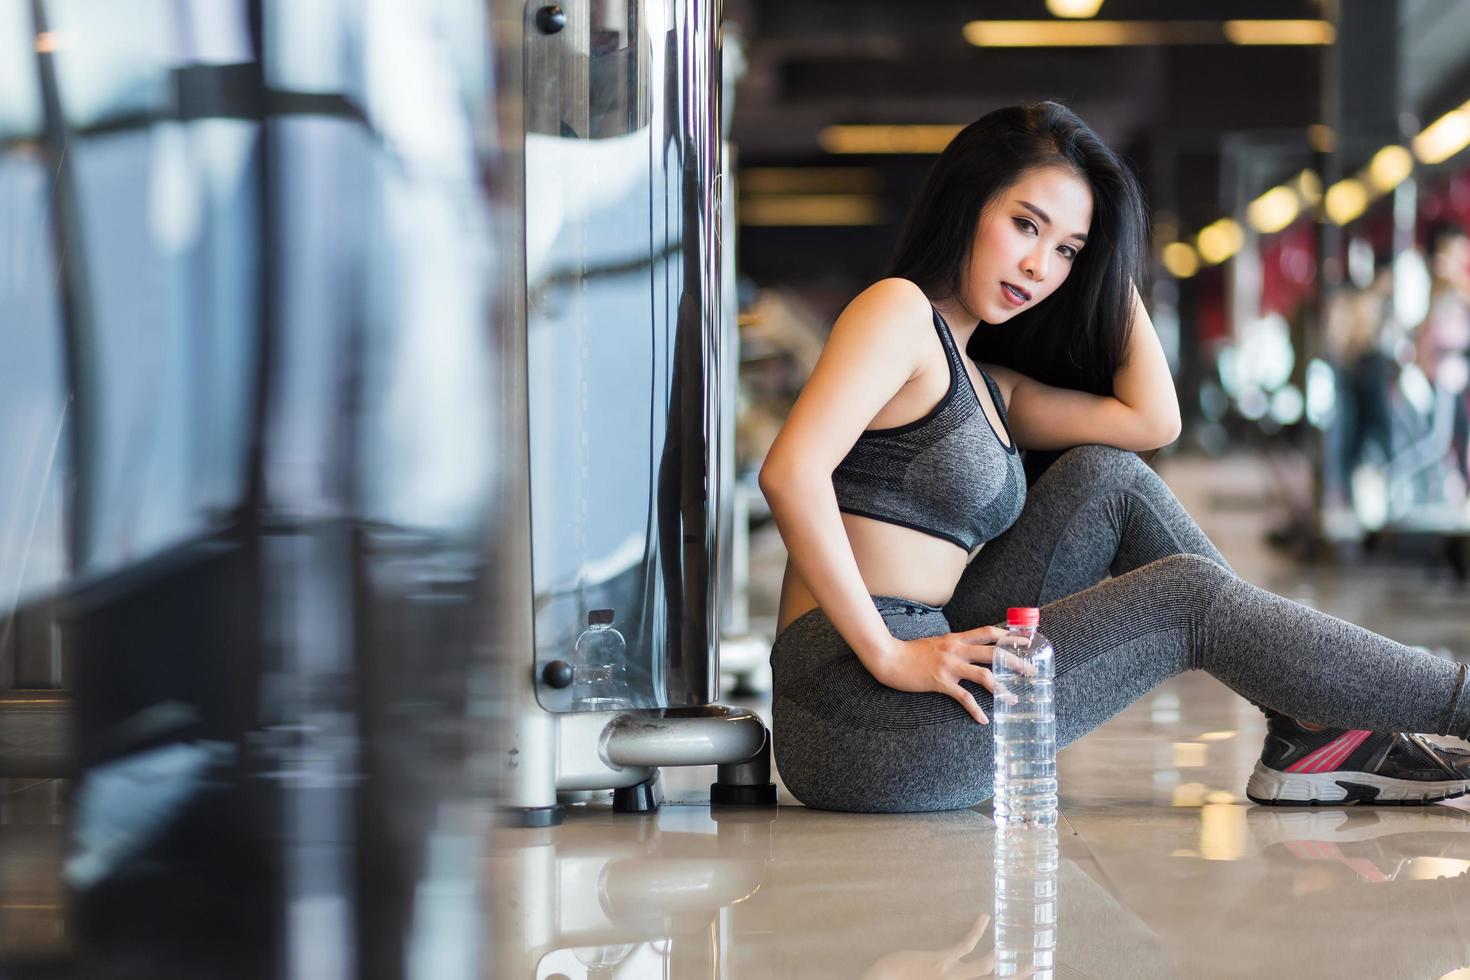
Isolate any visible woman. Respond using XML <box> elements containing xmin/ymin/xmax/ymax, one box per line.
<box><xmin>759</xmin><ymin>102</ymin><xmax>1470</xmax><ymax>813</ymax></box>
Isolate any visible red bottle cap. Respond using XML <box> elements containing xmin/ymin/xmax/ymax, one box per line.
<box><xmin>1006</xmin><ymin>607</ymin><xmax>1039</xmax><ymax>628</ymax></box>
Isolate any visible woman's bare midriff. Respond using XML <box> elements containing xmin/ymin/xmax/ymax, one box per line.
<box><xmin>775</xmin><ymin>513</ymin><xmax>971</xmax><ymax>635</ymax></box>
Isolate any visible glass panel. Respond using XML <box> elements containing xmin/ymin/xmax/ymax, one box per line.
<box><xmin>0</xmin><ymin>157</ymin><xmax>69</xmax><ymax>615</ymax></box>
<box><xmin>43</xmin><ymin>0</ymin><xmax>173</xmax><ymax>127</ymax></box>
<box><xmin>70</xmin><ymin>120</ymin><xmax>258</xmax><ymax>574</ymax></box>
<box><xmin>267</xmin><ymin>116</ymin><xmax>372</xmax><ymax>517</ymax></box>
<box><xmin>189</xmin><ymin>119</ymin><xmax>261</xmax><ymax>516</ymax></box>
<box><xmin>267</xmin><ymin>99</ymin><xmax>496</xmax><ymax>532</ymax></box>
<box><xmin>264</xmin><ymin>0</ymin><xmax>362</xmax><ymax>97</ymax></box>
<box><xmin>177</xmin><ymin>0</ymin><xmax>253</xmax><ymax>65</ymax></box>
<box><xmin>0</xmin><ymin>2</ymin><xmax>42</xmax><ymax>139</ymax></box>
<box><xmin>357</xmin><ymin>159</ymin><xmax>497</xmax><ymax>531</ymax></box>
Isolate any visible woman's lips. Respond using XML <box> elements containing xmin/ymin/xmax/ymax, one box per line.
<box><xmin>1001</xmin><ymin>282</ymin><xmax>1030</xmax><ymax>306</ymax></box>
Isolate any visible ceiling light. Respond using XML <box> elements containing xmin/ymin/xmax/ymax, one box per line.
<box><xmin>1324</xmin><ymin>179</ymin><xmax>1368</xmax><ymax>225</ymax></box>
<box><xmin>964</xmin><ymin>21</ymin><xmax>1208</xmax><ymax>47</ymax></box>
<box><xmin>739</xmin><ymin>168</ymin><xmax>880</xmax><ymax>194</ymax></box>
<box><xmin>1196</xmin><ymin>219</ymin><xmax>1244</xmax><ymax>265</ymax></box>
<box><xmin>1413</xmin><ymin>105</ymin><xmax>1470</xmax><ymax>165</ymax></box>
<box><xmin>963</xmin><ymin>20</ymin><xmax>1333</xmax><ymax>47</ymax></box>
<box><xmin>1247</xmin><ymin>186</ymin><xmax>1301</xmax><ymax>234</ymax></box>
<box><xmin>1294</xmin><ymin>169</ymin><xmax>1323</xmax><ymax>206</ymax></box>
<box><xmin>817</xmin><ymin>124</ymin><xmax>963</xmax><ymax>155</ymax></box>
<box><xmin>739</xmin><ymin>194</ymin><xmax>883</xmax><ymax>226</ymax></box>
<box><xmin>1223</xmin><ymin>20</ymin><xmax>1336</xmax><ymax>45</ymax></box>
<box><xmin>1162</xmin><ymin>242</ymin><xmax>1200</xmax><ymax>279</ymax></box>
<box><xmin>1046</xmin><ymin>0</ymin><xmax>1105</xmax><ymax>17</ymax></box>
<box><xmin>1366</xmin><ymin>145</ymin><xmax>1413</xmax><ymax>193</ymax></box>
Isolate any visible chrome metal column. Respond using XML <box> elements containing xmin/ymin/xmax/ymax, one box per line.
<box><xmin>503</xmin><ymin>0</ymin><xmax>773</xmax><ymax>821</ymax></box>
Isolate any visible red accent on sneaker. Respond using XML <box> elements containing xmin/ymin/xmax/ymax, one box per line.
<box><xmin>1284</xmin><ymin>729</ymin><xmax>1374</xmax><ymax>774</ymax></box>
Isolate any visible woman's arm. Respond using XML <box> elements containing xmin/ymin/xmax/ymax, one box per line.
<box><xmin>986</xmin><ymin>284</ymin><xmax>1182</xmax><ymax>452</ymax></box>
<box><xmin>758</xmin><ymin>279</ymin><xmax>932</xmax><ymax>674</ymax></box>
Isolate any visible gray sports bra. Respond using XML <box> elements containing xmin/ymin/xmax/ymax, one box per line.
<box><xmin>830</xmin><ymin>308</ymin><xmax>1026</xmax><ymax>552</ymax></box>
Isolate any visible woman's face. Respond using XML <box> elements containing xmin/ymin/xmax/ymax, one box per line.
<box><xmin>961</xmin><ymin>166</ymin><xmax>1093</xmax><ymax>324</ymax></box>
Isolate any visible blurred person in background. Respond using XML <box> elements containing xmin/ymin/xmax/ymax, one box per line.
<box><xmin>1323</xmin><ymin>267</ymin><xmax>1397</xmax><ymax>517</ymax></box>
<box><xmin>758</xmin><ymin>102</ymin><xmax>1470</xmax><ymax>814</ymax></box>
<box><xmin>1416</xmin><ymin>220</ymin><xmax>1470</xmax><ymax>494</ymax></box>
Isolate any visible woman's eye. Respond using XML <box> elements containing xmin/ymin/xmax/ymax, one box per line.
<box><xmin>1058</xmin><ymin>245</ymin><xmax>1077</xmax><ymax>260</ymax></box>
<box><xmin>1013</xmin><ymin>217</ymin><xmax>1037</xmax><ymax>235</ymax></box>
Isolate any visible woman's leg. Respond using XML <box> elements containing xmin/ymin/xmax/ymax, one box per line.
<box><xmin>1044</xmin><ymin>554</ymin><xmax>1470</xmax><ymax>747</ymax></box>
<box><xmin>943</xmin><ymin>444</ymin><xmax>1280</xmax><ymax>728</ymax></box>
<box><xmin>770</xmin><ymin>561</ymin><xmax>1470</xmax><ymax>813</ymax></box>
<box><xmin>942</xmin><ymin>444</ymin><xmax>1229</xmax><ymax>633</ymax></box>
<box><xmin>943</xmin><ymin>445</ymin><xmax>1466</xmax><ymax>799</ymax></box>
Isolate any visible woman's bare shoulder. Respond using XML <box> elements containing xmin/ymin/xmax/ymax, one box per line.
<box><xmin>761</xmin><ymin>280</ymin><xmax>937</xmax><ymax>481</ymax></box>
<box><xmin>847</xmin><ymin>277</ymin><xmax>934</xmax><ymax>319</ymax></box>
<box><xmin>830</xmin><ymin>278</ymin><xmax>936</xmax><ymax>355</ymax></box>
<box><xmin>817</xmin><ymin>278</ymin><xmax>938</xmax><ymax>388</ymax></box>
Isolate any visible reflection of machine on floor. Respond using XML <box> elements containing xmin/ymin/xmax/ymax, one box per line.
<box><xmin>500</xmin><ymin>0</ymin><xmax>776</xmax><ymax>826</ymax></box>
<box><xmin>493</xmin><ymin>808</ymin><xmax>773</xmax><ymax>979</ymax></box>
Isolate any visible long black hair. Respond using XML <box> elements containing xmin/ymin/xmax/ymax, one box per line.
<box><xmin>887</xmin><ymin>102</ymin><xmax>1148</xmax><ymax>396</ymax></box>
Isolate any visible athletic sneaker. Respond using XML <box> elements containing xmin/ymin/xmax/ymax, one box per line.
<box><xmin>1246</xmin><ymin>716</ymin><xmax>1470</xmax><ymax>805</ymax></box>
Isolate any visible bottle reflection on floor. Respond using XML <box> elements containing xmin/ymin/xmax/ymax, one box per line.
<box><xmin>995</xmin><ymin>826</ymin><xmax>1059</xmax><ymax>978</ymax></box>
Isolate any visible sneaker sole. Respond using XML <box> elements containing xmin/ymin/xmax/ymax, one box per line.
<box><xmin>1246</xmin><ymin>761</ymin><xmax>1470</xmax><ymax>806</ymax></box>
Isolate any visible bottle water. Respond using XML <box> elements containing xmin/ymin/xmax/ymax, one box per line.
<box><xmin>993</xmin><ymin>606</ymin><xmax>1057</xmax><ymax>829</ymax></box>
<box><xmin>571</xmin><ymin>609</ymin><xmax>634</xmax><ymax>711</ymax></box>
<box><xmin>994</xmin><ymin>824</ymin><xmax>1059</xmax><ymax>979</ymax></box>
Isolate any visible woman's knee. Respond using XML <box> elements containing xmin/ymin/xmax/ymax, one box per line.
<box><xmin>1143</xmin><ymin>553</ymin><xmax>1235</xmax><ymax>595</ymax></box>
<box><xmin>1047</xmin><ymin>444</ymin><xmax>1150</xmax><ymax>487</ymax></box>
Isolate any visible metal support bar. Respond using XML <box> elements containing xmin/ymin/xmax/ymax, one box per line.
<box><xmin>600</xmin><ymin>706</ymin><xmax>766</xmax><ymax>768</ymax></box>
<box><xmin>547</xmin><ymin>705</ymin><xmax>772</xmax><ymax>797</ymax></box>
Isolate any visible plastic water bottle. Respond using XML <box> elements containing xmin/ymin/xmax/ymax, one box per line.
<box><xmin>993</xmin><ymin>606</ymin><xmax>1057</xmax><ymax>829</ymax></box>
<box><xmin>571</xmin><ymin>609</ymin><xmax>634</xmax><ymax>711</ymax></box>
<box><xmin>994</xmin><ymin>824</ymin><xmax>1059</xmax><ymax>978</ymax></box>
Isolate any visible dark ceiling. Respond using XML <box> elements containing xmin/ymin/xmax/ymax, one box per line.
<box><xmin>725</xmin><ymin>0</ymin><xmax>1348</xmax><ymax>288</ymax></box>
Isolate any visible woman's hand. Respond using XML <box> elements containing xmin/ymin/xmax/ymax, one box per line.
<box><xmin>871</xmin><ymin>625</ymin><xmax>1019</xmax><ymax>724</ymax></box>
<box><xmin>860</xmin><ymin>911</ymin><xmax>996</xmax><ymax>980</ymax></box>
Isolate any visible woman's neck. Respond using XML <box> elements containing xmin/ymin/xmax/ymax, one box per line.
<box><xmin>930</xmin><ymin>296</ymin><xmax>982</xmax><ymax>346</ymax></box>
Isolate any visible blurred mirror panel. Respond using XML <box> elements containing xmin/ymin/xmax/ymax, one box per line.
<box><xmin>1</xmin><ymin>2</ymin><xmax>514</xmax><ymax>976</ymax></box>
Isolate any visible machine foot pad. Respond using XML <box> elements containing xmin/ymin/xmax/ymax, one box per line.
<box><xmin>710</xmin><ymin>782</ymin><xmax>778</xmax><ymax>807</ymax></box>
<box><xmin>612</xmin><ymin>780</ymin><xmax>660</xmax><ymax>813</ymax></box>
<box><xmin>499</xmin><ymin>804</ymin><xmax>565</xmax><ymax>828</ymax></box>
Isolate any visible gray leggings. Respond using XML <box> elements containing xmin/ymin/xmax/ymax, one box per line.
<box><xmin>770</xmin><ymin>445</ymin><xmax>1470</xmax><ymax>812</ymax></box>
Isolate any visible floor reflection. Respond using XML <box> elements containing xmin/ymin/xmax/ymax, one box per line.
<box><xmin>0</xmin><ymin>779</ymin><xmax>68</xmax><ymax>960</ymax></box>
<box><xmin>494</xmin><ymin>802</ymin><xmax>1173</xmax><ymax>980</ymax></box>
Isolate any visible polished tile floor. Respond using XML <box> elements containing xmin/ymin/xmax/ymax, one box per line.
<box><xmin>495</xmin><ymin>453</ymin><xmax>1470</xmax><ymax>980</ymax></box>
<box><xmin>5</xmin><ymin>453</ymin><xmax>1470</xmax><ymax>977</ymax></box>
<box><xmin>0</xmin><ymin>778</ymin><xmax>66</xmax><ymax>960</ymax></box>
